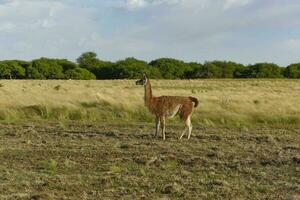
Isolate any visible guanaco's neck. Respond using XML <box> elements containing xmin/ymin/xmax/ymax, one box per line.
<box><xmin>144</xmin><ymin>80</ymin><xmax>153</xmax><ymax>108</ymax></box>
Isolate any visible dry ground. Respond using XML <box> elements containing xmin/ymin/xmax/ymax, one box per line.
<box><xmin>0</xmin><ymin>122</ymin><xmax>299</xmax><ymax>200</ymax></box>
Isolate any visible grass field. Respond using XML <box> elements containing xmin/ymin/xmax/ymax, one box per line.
<box><xmin>0</xmin><ymin>79</ymin><xmax>299</xmax><ymax>127</ymax></box>
<box><xmin>0</xmin><ymin>79</ymin><xmax>299</xmax><ymax>200</ymax></box>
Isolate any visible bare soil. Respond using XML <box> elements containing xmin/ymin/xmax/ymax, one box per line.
<box><xmin>0</xmin><ymin>122</ymin><xmax>299</xmax><ymax>200</ymax></box>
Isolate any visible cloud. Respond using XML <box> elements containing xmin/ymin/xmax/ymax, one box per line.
<box><xmin>282</xmin><ymin>38</ymin><xmax>300</xmax><ymax>50</ymax></box>
<box><xmin>0</xmin><ymin>0</ymin><xmax>102</xmax><ymax>60</ymax></box>
<box><xmin>223</xmin><ymin>0</ymin><xmax>252</xmax><ymax>9</ymax></box>
<box><xmin>118</xmin><ymin>0</ymin><xmax>192</xmax><ymax>10</ymax></box>
<box><xmin>119</xmin><ymin>0</ymin><xmax>252</xmax><ymax>10</ymax></box>
<box><xmin>115</xmin><ymin>0</ymin><xmax>148</xmax><ymax>10</ymax></box>
<box><xmin>0</xmin><ymin>0</ymin><xmax>300</xmax><ymax>66</ymax></box>
<box><xmin>0</xmin><ymin>21</ymin><xmax>15</xmax><ymax>32</ymax></box>
<box><xmin>107</xmin><ymin>0</ymin><xmax>300</xmax><ymax>65</ymax></box>
<box><xmin>126</xmin><ymin>0</ymin><xmax>147</xmax><ymax>9</ymax></box>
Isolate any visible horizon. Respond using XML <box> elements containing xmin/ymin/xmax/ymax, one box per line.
<box><xmin>1</xmin><ymin>0</ymin><xmax>300</xmax><ymax>66</ymax></box>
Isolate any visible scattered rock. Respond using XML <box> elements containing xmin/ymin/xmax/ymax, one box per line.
<box><xmin>207</xmin><ymin>151</ymin><xmax>218</xmax><ymax>158</ymax></box>
<box><xmin>245</xmin><ymin>158</ymin><xmax>256</xmax><ymax>165</ymax></box>
<box><xmin>167</xmin><ymin>154</ymin><xmax>176</xmax><ymax>160</ymax></box>
<box><xmin>30</xmin><ymin>194</ymin><xmax>50</xmax><ymax>200</ymax></box>
<box><xmin>5</xmin><ymin>132</ymin><xmax>17</xmax><ymax>137</ymax></box>
<box><xmin>30</xmin><ymin>195</ymin><xmax>41</xmax><ymax>200</ymax></box>
<box><xmin>260</xmin><ymin>158</ymin><xmax>276</xmax><ymax>166</ymax></box>
<box><xmin>178</xmin><ymin>156</ymin><xmax>199</xmax><ymax>166</ymax></box>
<box><xmin>199</xmin><ymin>193</ymin><xmax>208</xmax><ymax>198</ymax></box>
<box><xmin>87</xmin><ymin>133</ymin><xmax>98</xmax><ymax>137</ymax></box>
<box><xmin>195</xmin><ymin>135</ymin><xmax>206</xmax><ymax>140</ymax></box>
<box><xmin>226</xmin><ymin>162</ymin><xmax>241</xmax><ymax>169</ymax></box>
<box><xmin>76</xmin><ymin>135</ymin><xmax>84</xmax><ymax>139</ymax></box>
<box><xmin>178</xmin><ymin>158</ymin><xmax>193</xmax><ymax>165</ymax></box>
<box><xmin>98</xmin><ymin>177</ymin><xmax>111</xmax><ymax>186</ymax></box>
<box><xmin>181</xmin><ymin>170</ymin><xmax>191</xmax><ymax>178</ymax></box>
<box><xmin>62</xmin><ymin>133</ymin><xmax>70</xmax><ymax>137</ymax></box>
<box><xmin>283</xmin><ymin>146</ymin><xmax>300</xmax><ymax>151</ymax></box>
<box><xmin>286</xmin><ymin>195</ymin><xmax>300</xmax><ymax>200</ymax></box>
<box><xmin>211</xmin><ymin>147</ymin><xmax>219</xmax><ymax>151</ymax></box>
<box><xmin>162</xmin><ymin>183</ymin><xmax>182</xmax><ymax>194</ymax></box>
<box><xmin>207</xmin><ymin>179</ymin><xmax>229</xmax><ymax>188</ymax></box>
<box><xmin>134</xmin><ymin>157</ymin><xmax>147</xmax><ymax>165</ymax></box>
<box><xmin>146</xmin><ymin>156</ymin><xmax>158</xmax><ymax>165</ymax></box>
<box><xmin>146</xmin><ymin>156</ymin><xmax>161</xmax><ymax>166</ymax></box>
<box><xmin>260</xmin><ymin>158</ymin><xmax>288</xmax><ymax>166</ymax></box>
<box><xmin>256</xmin><ymin>135</ymin><xmax>275</xmax><ymax>143</ymax></box>
<box><xmin>292</xmin><ymin>156</ymin><xmax>300</xmax><ymax>164</ymax></box>
<box><xmin>102</xmin><ymin>131</ymin><xmax>118</xmax><ymax>138</ymax></box>
<box><xmin>120</xmin><ymin>144</ymin><xmax>130</xmax><ymax>149</ymax></box>
<box><xmin>163</xmin><ymin>184</ymin><xmax>173</xmax><ymax>194</ymax></box>
<box><xmin>209</xmin><ymin>135</ymin><xmax>222</xmax><ymax>141</ymax></box>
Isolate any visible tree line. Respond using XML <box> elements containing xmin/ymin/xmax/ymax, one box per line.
<box><xmin>0</xmin><ymin>52</ymin><xmax>299</xmax><ymax>80</ymax></box>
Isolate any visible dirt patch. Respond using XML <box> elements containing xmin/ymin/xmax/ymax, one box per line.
<box><xmin>0</xmin><ymin>122</ymin><xmax>299</xmax><ymax>200</ymax></box>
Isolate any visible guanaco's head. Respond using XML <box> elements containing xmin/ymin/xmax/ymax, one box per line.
<box><xmin>136</xmin><ymin>73</ymin><xmax>148</xmax><ymax>86</ymax></box>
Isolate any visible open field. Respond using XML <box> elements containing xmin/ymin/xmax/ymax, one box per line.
<box><xmin>0</xmin><ymin>79</ymin><xmax>299</xmax><ymax>127</ymax></box>
<box><xmin>0</xmin><ymin>122</ymin><xmax>299</xmax><ymax>200</ymax></box>
<box><xmin>0</xmin><ymin>80</ymin><xmax>299</xmax><ymax>199</ymax></box>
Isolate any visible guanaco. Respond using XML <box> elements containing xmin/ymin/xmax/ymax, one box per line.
<box><xmin>136</xmin><ymin>73</ymin><xmax>199</xmax><ymax>140</ymax></box>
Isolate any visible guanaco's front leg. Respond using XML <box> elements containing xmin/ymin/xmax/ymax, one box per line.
<box><xmin>160</xmin><ymin>116</ymin><xmax>166</xmax><ymax>140</ymax></box>
<box><xmin>155</xmin><ymin>116</ymin><xmax>160</xmax><ymax>138</ymax></box>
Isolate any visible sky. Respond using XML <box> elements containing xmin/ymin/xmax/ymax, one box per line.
<box><xmin>0</xmin><ymin>0</ymin><xmax>300</xmax><ymax>66</ymax></box>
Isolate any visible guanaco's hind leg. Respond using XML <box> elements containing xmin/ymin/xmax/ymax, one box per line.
<box><xmin>187</xmin><ymin>116</ymin><xmax>192</xmax><ymax>140</ymax></box>
<box><xmin>155</xmin><ymin>116</ymin><xmax>160</xmax><ymax>138</ymax></box>
<box><xmin>160</xmin><ymin>116</ymin><xmax>166</xmax><ymax>140</ymax></box>
<box><xmin>180</xmin><ymin>115</ymin><xmax>192</xmax><ymax>140</ymax></box>
<box><xmin>179</xmin><ymin>118</ymin><xmax>188</xmax><ymax>140</ymax></box>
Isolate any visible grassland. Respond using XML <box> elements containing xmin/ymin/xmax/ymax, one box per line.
<box><xmin>0</xmin><ymin>79</ymin><xmax>299</xmax><ymax>127</ymax></box>
<box><xmin>0</xmin><ymin>79</ymin><xmax>299</xmax><ymax>200</ymax></box>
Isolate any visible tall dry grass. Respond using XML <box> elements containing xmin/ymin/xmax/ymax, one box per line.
<box><xmin>0</xmin><ymin>79</ymin><xmax>299</xmax><ymax>127</ymax></box>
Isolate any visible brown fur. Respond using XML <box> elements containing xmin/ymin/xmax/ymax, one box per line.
<box><xmin>136</xmin><ymin>74</ymin><xmax>198</xmax><ymax>140</ymax></box>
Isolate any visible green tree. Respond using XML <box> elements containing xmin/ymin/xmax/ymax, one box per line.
<box><xmin>192</xmin><ymin>62</ymin><xmax>222</xmax><ymax>78</ymax></box>
<box><xmin>210</xmin><ymin>61</ymin><xmax>245</xmax><ymax>78</ymax></box>
<box><xmin>184</xmin><ymin>62</ymin><xmax>203</xmax><ymax>79</ymax></box>
<box><xmin>65</xmin><ymin>68</ymin><xmax>96</xmax><ymax>80</ymax></box>
<box><xmin>56</xmin><ymin>59</ymin><xmax>78</xmax><ymax>71</ymax></box>
<box><xmin>284</xmin><ymin>63</ymin><xmax>300</xmax><ymax>78</ymax></box>
<box><xmin>31</xmin><ymin>58</ymin><xmax>64</xmax><ymax>79</ymax></box>
<box><xmin>77</xmin><ymin>52</ymin><xmax>100</xmax><ymax>70</ymax></box>
<box><xmin>114</xmin><ymin>57</ymin><xmax>161</xmax><ymax>79</ymax></box>
<box><xmin>149</xmin><ymin>58</ymin><xmax>190</xmax><ymax>79</ymax></box>
<box><xmin>247</xmin><ymin>63</ymin><xmax>283</xmax><ymax>78</ymax></box>
<box><xmin>0</xmin><ymin>61</ymin><xmax>26</xmax><ymax>79</ymax></box>
<box><xmin>91</xmin><ymin>61</ymin><xmax>116</xmax><ymax>80</ymax></box>
<box><xmin>26</xmin><ymin>66</ymin><xmax>43</xmax><ymax>79</ymax></box>
<box><xmin>234</xmin><ymin>66</ymin><xmax>251</xmax><ymax>78</ymax></box>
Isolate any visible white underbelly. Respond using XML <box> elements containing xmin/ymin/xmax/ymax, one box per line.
<box><xmin>166</xmin><ymin>105</ymin><xmax>181</xmax><ymax>118</ymax></box>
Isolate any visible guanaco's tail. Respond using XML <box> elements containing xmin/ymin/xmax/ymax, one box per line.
<box><xmin>189</xmin><ymin>96</ymin><xmax>199</xmax><ymax>108</ymax></box>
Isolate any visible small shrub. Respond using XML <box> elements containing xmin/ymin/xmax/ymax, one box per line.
<box><xmin>24</xmin><ymin>105</ymin><xmax>49</xmax><ymax>119</ymax></box>
<box><xmin>54</xmin><ymin>85</ymin><xmax>61</xmax><ymax>91</ymax></box>
<box><xmin>69</xmin><ymin>109</ymin><xmax>86</xmax><ymax>120</ymax></box>
<box><xmin>253</xmin><ymin>100</ymin><xmax>260</xmax><ymax>105</ymax></box>
<box><xmin>109</xmin><ymin>165</ymin><xmax>122</xmax><ymax>174</ymax></box>
<box><xmin>40</xmin><ymin>159</ymin><xmax>58</xmax><ymax>174</ymax></box>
